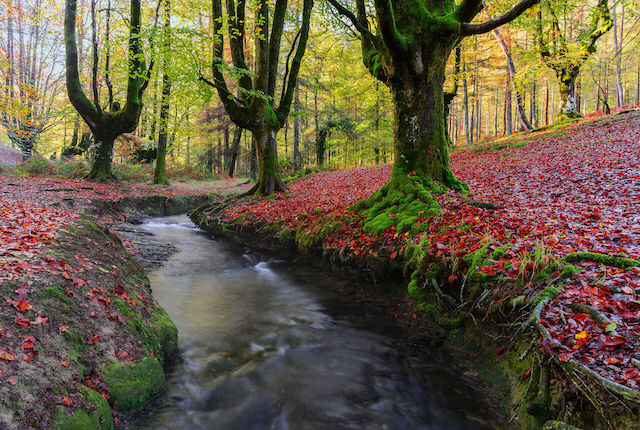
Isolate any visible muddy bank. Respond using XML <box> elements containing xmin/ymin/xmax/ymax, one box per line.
<box><xmin>190</xmin><ymin>202</ymin><xmax>640</xmax><ymax>430</ymax></box>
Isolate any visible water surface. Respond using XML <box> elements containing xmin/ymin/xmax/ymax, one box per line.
<box><xmin>131</xmin><ymin>215</ymin><xmax>500</xmax><ymax>430</ymax></box>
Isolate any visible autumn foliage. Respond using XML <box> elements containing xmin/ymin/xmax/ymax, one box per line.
<box><xmin>210</xmin><ymin>112</ymin><xmax>640</xmax><ymax>392</ymax></box>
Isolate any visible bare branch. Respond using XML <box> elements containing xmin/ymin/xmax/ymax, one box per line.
<box><xmin>461</xmin><ymin>0</ymin><xmax>540</xmax><ymax>36</ymax></box>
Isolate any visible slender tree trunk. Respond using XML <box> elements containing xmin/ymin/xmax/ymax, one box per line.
<box><xmin>228</xmin><ymin>126</ymin><xmax>243</xmax><ymax>177</ymax></box>
<box><xmin>575</xmin><ymin>77</ymin><xmax>581</xmax><ymax>114</ymax></box>
<box><xmin>545</xmin><ymin>83</ymin><xmax>549</xmax><ymax>125</ymax></box>
<box><xmin>613</xmin><ymin>1</ymin><xmax>624</xmax><ymax>107</ymax></box>
<box><xmin>153</xmin><ymin>0</ymin><xmax>171</xmax><ymax>185</ymax></box>
<box><xmin>493</xmin><ymin>29</ymin><xmax>532</xmax><ymax>130</ymax></box>
<box><xmin>636</xmin><ymin>64</ymin><xmax>640</xmax><ymax>106</ymax></box>
<box><xmin>505</xmin><ymin>75</ymin><xmax>512</xmax><ymax>135</ymax></box>
<box><xmin>249</xmin><ymin>138</ymin><xmax>257</xmax><ymax>181</ymax></box>
<box><xmin>530</xmin><ymin>81</ymin><xmax>537</xmax><ymax>127</ymax></box>
<box><xmin>293</xmin><ymin>83</ymin><xmax>300</xmax><ymax>170</ymax></box>
<box><xmin>463</xmin><ymin>63</ymin><xmax>471</xmax><ymax>145</ymax></box>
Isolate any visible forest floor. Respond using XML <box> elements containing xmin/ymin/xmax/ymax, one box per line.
<box><xmin>0</xmin><ymin>145</ymin><xmax>22</xmax><ymax>166</ymax></box>
<box><xmin>191</xmin><ymin>109</ymin><xmax>640</xmax><ymax>419</ymax></box>
<box><xmin>0</xmin><ymin>176</ymin><xmax>249</xmax><ymax>428</ymax></box>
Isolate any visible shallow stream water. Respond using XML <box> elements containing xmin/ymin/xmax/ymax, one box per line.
<box><xmin>129</xmin><ymin>215</ymin><xmax>501</xmax><ymax>430</ymax></box>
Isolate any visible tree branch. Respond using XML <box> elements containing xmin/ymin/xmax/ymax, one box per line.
<box><xmin>64</xmin><ymin>0</ymin><xmax>99</xmax><ymax>129</ymax></box>
<box><xmin>225</xmin><ymin>0</ymin><xmax>252</xmax><ymax>92</ymax></box>
<box><xmin>276</xmin><ymin>0</ymin><xmax>312</xmax><ymax>125</ymax></box>
<box><xmin>326</xmin><ymin>0</ymin><xmax>375</xmax><ymax>42</ymax></box>
<box><xmin>461</xmin><ymin>0</ymin><xmax>540</xmax><ymax>36</ymax></box>
<box><xmin>374</xmin><ymin>0</ymin><xmax>406</xmax><ymax>52</ymax></box>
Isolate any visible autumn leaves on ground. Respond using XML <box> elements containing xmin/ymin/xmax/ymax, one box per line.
<box><xmin>193</xmin><ymin>111</ymin><xmax>640</xmax><ymax>419</ymax></box>
<box><xmin>0</xmin><ymin>178</ymin><xmax>248</xmax><ymax>428</ymax></box>
<box><xmin>1</xmin><ymin>111</ymin><xmax>640</xmax><ymax>428</ymax></box>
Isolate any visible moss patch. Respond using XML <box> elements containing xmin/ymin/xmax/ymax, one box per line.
<box><xmin>101</xmin><ymin>356</ymin><xmax>165</xmax><ymax>415</ymax></box>
<box><xmin>50</xmin><ymin>387</ymin><xmax>112</xmax><ymax>430</ymax></box>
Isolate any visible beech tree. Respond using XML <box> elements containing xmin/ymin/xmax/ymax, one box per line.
<box><xmin>64</xmin><ymin>0</ymin><xmax>149</xmax><ymax>181</ymax></box>
<box><xmin>328</xmin><ymin>0</ymin><xmax>540</xmax><ymax>230</ymax></box>
<box><xmin>0</xmin><ymin>0</ymin><xmax>63</xmax><ymax>160</ymax></box>
<box><xmin>536</xmin><ymin>0</ymin><xmax>612</xmax><ymax>120</ymax></box>
<box><xmin>201</xmin><ymin>0</ymin><xmax>313</xmax><ymax>195</ymax></box>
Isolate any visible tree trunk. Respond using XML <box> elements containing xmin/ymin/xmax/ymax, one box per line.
<box><xmin>249</xmin><ymin>131</ymin><xmax>286</xmax><ymax>195</ymax></box>
<box><xmin>86</xmin><ymin>133</ymin><xmax>116</xmax><ymax>181</ymax></box>
<box><xmin>316</xmin><ymin>127</ymin><xmax>327</xmax><ymax>167</ymax></box>
<box><xmin>556</xmin><ymin>69</ymin><xmax>580</xmax><ymax>119</ymax></box>
<box><xmin>153</xmin><ymin>0</ymin><xmax>170</xmax><ymax>186</ymax></box>
<box><xmin>389</xmin><ymin>69</ymin><xmax>463</xmax><ymax>190</ymax></box>
<box><xmin>228</xmin><ymin>126</ymin><xmax>243</xmax><ymax>177</ymax></box>
<box><xmin>293</xmin><ymin>83</ymin><xmax>300</xmax><ymax>170</ymax></box>
<box><xmin>530</xmin><ymin>81</ymin><xmax>537</xmax><ymax>127</ymax></box>
<box><xmin>505</xmin><ymin>75</ymin><xmax>512</xmax><ymax>135</ymax></box>
<box><xmin>463</xmin><ymin>63</ymin><xmax>471</xmax><ymax>145</ymax></box>
<box><xmin>545</xmin><ymin>83</ymin><xmax>549</xmax><ymax>125</ymax></box>
<box><xmin>613</xmin><ymin>1</ymin><xmax>624</xmax><ymax>107</ymax></box>
<box><xmin>250</xmin><ymin>138</ymin><xmax>257</xmax><ymax>181</ymax></box>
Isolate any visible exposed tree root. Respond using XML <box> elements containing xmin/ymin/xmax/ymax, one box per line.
<box><xmin>563</xmin><ymin>252</ymin><xmax>640</xmax><ymax>269</ymax></box>
<box><xmin>566</xmin><ymin>302</ymin><xmax>617</xmax><ymax>335</ymax></box>
<box><xmin>543</xmin><ymin>420</ymin><xmax>583</xmax><ymax>430</ymax></box>
<box><xmin>562</xmin><ymin>360</ymin><xmax>640</xmax><ymax>402</ymax></box>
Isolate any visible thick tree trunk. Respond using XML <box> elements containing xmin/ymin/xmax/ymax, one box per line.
<box><xmin>389</xmin><ymin>68</ymin><xmax>464</xmax><ymax>191</ymax></box>
<box><xmin>316</xmin><ymin>128</ymin><xmax>327</xmax><ymax>167</ymax></box>
<box><xmin>86</xmin><ymin>134</ymin><xmax>116</xmax><ymax>181</ymax></box>
<box><xmin>556</xmin><ymin>69</ymin><xmax>580</xmax><ymax>119</ymax></box>
<box><xmin>249</xmin><ymin>131</ymin><xmax>286</xmax><ymax>195</ymax></box>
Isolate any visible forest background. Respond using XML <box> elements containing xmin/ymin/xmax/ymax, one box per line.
<box><xmin>0</xmin><ymin>0</ymin><xmax>638</xmax><ymax>180</ymax></box>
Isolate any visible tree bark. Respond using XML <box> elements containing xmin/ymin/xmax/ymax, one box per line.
<box><xmin>463</xmin><ymin>63</ymin><xmax>471</xmax><ymax>145</ymax></box>
<box><xmin>505</xmin><ymin>75</ymin><xmax>512</xmax><ymax>135</ymax></box>
<box><xmin>293</xmin><ymin>82</ymin><xmax>301</xmax><ymax>170</ymax></box>
<box><xmin>556</xmin><ymin>69</ymin><xmax>580</xmax><ymax>119</ymax></box>
<box><xmin>228</xmin><ymin>126</ymin><xmax>243</xmax><ymax>177</ymax></box>
<box><xmin>153</xmin><ymin>0</ymin><xmax>171</xmax><ymax>186</ymax></box>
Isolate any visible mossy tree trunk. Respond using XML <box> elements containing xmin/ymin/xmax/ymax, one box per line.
<box><xmin>329</xmin><ymin>0</ymin><xmax>539</xmax><ymax>229</ymax></box>
<box><xmin>556</xmin><ymin>68</ymin><xmax>580</xmax><ymax>119</ymax></box>
<box><xmin>64</xmin><ymin>0</ymin><xmax>149</xmax><ymax>182</ymax></box>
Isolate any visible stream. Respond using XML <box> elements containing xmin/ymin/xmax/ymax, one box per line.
<box><xmin>128</xmin><ymin>215</ymin><xmax>502</xmax><ymax>429</ymax></box>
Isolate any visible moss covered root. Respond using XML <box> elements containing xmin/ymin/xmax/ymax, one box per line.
<box><xmin>350</xmin><ymin>175</ymin><xmax>443</xmax><ymax>235</ymax></box>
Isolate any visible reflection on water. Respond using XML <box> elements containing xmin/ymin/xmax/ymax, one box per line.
<box><xmin>130</xmin><ymin>216</ymin><xmax>500</xmax><ymax>430</ymax></box>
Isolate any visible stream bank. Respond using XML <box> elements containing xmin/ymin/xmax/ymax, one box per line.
<box><xmin>190</xmin><ymin>198</ymin><xmax>640</xmax><ymax>430</ymax></box>
<box><xmin>0</xmin><ymin>190</ymin><xmax>233</xmax><ymax>429</ymax></box>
